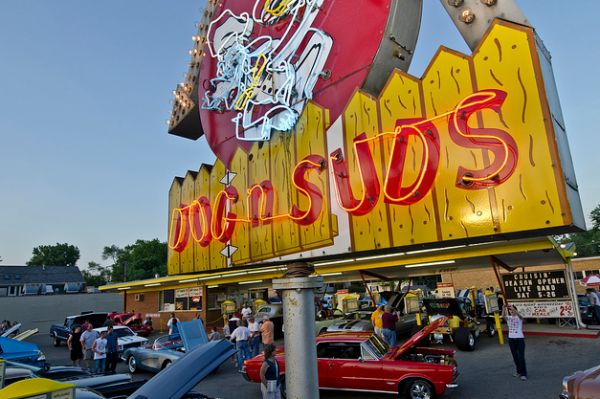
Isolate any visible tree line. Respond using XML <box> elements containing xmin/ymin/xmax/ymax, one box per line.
<box><xmin>26</xmin><ymin>239</ymin><xmax>167</xmax><ymax>287</ymax></box>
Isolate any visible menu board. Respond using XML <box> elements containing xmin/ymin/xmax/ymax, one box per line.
<box><xmin>501</xmin><ymin>270</ymin><xmax>569</xmax><ymax>300</ymax></box>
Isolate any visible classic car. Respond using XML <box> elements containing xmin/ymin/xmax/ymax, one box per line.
<box><xmin>50</xmin><ymin>311</ymin><xmax>108</xmax><ymax>346</ymax></box>
<box><xmin>560</xmin><ymin>363</ymin><xmax>600</xmax><ymax>399</ymax></box>
<box><xmin>315</xmin><ymin>308</ymin><xmax>345</xmax><ymax>335</ymax></box>
<box><xmin>326</xmin><ymin>291</ymin><xmax>428</xmax><ymax>336</ymax></box>
<box><xmin>127</xmin><ymin>339</ymin><xmax>237</xmax><ymax>399</ymax></box>
<box><xmin>243</xmin><ymin>317</ymin><xmax>458</xmax><ymax>399</ymax></box>
<box><xmin>2</xmin><ymin>362</ymin><xmax>146</xmax><ymax>398</ymax></box>
<box><xmin>418</xmin><ymin>297</ymin><xmax>495</xmax><ymax>351</ymax></box>
<box><xmin>109</xmin><ymin>312</ymin><xmax>153</xmax><ymax>337</ymax></box>
<box><xmin>255</xmin><ymin>304</ymin><xmax>284</xmax><ymax>337</ymax></box>
<box><xmin>0</xmin><ymin>336</ymin><xmax>45</xmax><ymax>366</ymax></box>
<box><xmin>122</xmin><ymin>319</ymin><xmax>208</xmax><ymax>374</ymax></box>
<box><xmin>0</xmin><ymin>378</ymin><xmax>107</xmax><ymax>399</ymax></box>
<box><xmin>93</xmin><ymin>326</ymin><xmax>148</xmax><ymax>354</ymax></box>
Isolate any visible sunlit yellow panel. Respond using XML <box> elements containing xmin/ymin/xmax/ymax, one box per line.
<box><xmin>248</xmin><ymin>142</ymin><xmax>274</xmax><ymax>261</ymax></box>
<box><xmin>423</xmin><ymin>49</ymin><xmax>496</xmax><ymax>240</ymax></box>
<box><xmin>378</xmin><ymin>71</ymin><xmax>440</xmax><ymax>246</ymax></box>
<box><xmin>209</xmin><ymin>160</ymin><xmax>227</xmax><ymax>269</ymax></box>
<box><xmin>167</xmin><ymin>179</ymin><xmax>182</xmax><ymax>275</ymax></box>
<box><xmin>193</xmin><ymin>166</ymin><xmax>212</xmax><ymax>272</ymax></box>
<box><xmin>342</xmin><ymin>89</ymin><xmax>391</xmax><ymax>251</ymax></box>
<box><xmin>230</xmin><ymin>146</ymin><xmax>251</xmax><ymax>266</ymax></box>
<box><xmin>269</xmin><ymin>130</ymin><xmax>301</xmax><ymax>256</ymax></box>
<box><xmin>180</xmin><ymin>172</ymin><xmax>197</xmax><ymax>274</ymax></box>
<box><xmin>473</xmin><ymin>21</ymin><xmax>566</xmax><ymax>232</ymax></box>
<box><xmin>295</xmin><ymin>101</ymin><xmax>336</xmax><ymax>250</ymax></box>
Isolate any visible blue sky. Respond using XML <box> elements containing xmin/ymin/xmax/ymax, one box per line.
<box><xmin>1</xmin><ymin>1</ymin><xmax>598</xmax><ymax>269</ymax></box>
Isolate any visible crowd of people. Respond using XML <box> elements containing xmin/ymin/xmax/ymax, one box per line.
<box><xmin>66</xmin><ymin>322</ymin><xmax>120</xmax><ymax>374</ymax></box>
<box><xmin>0</xmin><ymin>320</ymin><xmax>19</xmax><ymax>335</ymax></box>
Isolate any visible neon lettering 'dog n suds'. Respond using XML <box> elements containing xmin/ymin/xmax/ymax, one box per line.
<box><xmin>169</xmin><ymin>89</ymin><xmax>518</xmax><ymax>252</ymax></box>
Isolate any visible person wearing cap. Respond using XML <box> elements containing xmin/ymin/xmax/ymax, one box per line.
<box><xmin>248</xmin><ymin>314</ymin><xmax>261</xmax><ymax>357</ymax></box>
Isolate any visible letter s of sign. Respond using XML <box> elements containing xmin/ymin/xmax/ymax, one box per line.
<box><xmin>290</xmin><ymin>154</ymin><xmax>326</xmax><ymax>226</ymax></box>
<box><xmin>448</xmin><ymin>89</ymin><xmax>518</xmax><ymax>190</ymax></box>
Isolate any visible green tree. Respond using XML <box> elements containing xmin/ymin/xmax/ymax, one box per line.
<box><xmin>102</xmin><ymin>239</ymin><xmax>167</xmax><ymax>282</ymax></box>
<box><xmin>82</xmin><ymin>261</ymin><xmax>110</xmax><ymax>287</ymax></box>
<box><xmin>26</xmin><ymin>243</ymin><xmax>80</xmax><ymax>267</ymax></box>
<box><xmin>555</xmin><ymin>204</ymin><xmax>600</xmax><ymax>257</ymax></box>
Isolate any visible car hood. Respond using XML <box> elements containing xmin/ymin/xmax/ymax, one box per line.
<box><xmin>127</xmin><ymin>339</ymin><xmax>236</xmax><ymax>399</ymax></box>
<box><xmin>423</xmin><ymin>298</ymin><xmax>464</xmax><ymax>317</ymax></box>
<box><xmin>328</xmin><ymin>318</ymin><xmax>371</xmax><ymax>331</ymax></box>
<box><xmin>178</xmin><ymin>319</ymin><xmax>209</xmax><ymax>352</ymax></box>
<box><xmin>392</xmin><ymin>317</ymin><xmax>449</xmax><ymax>358</ymax></box>
<box><xmin>0</xmin><ymin>336</ymin><xmax>40</xmax><ymax>354</ymax></box>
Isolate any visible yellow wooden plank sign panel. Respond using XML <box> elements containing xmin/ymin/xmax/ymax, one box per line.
<box><xmin>248</xmin><ymin>141</ymin><xmax>275</xmax><ymax>261</ymax></box>
<box><xmin>472</xmin><ymin>23</ymin><xmax>566</xmax><ymax>232</ymax></box>
<box><xmin>180</xmin><ymin>172</ymin><xmax>196</xmax><ymax>274</ymax></box>
<box><xmin>167</xmin><ymin>179</ymin><xmax>182</xmax><ymax>275</ymax></box>
<box><xmin>208</xmin><ymin>159</ymin><xmax>227</xmax><ymax>270</ymax></box>
<box><xmin>230</xmin><ymin>146</ymin><xmax>251</xmax><ymax>266</ymax></box>
<box><xmin>342</xmin><ymin>89</ymin><xmax>391</xmax><ymax>252</ymax></box>
<box><xmin>193</xmin><ymin>166</ymin><xmax>212</xmax><ymax>272</ymax></box>
<box><xmin>378</xmin><ymin>71</ymin><xmax>440</xmax><ymax>246</ymax></box>
<box><xmin>296</xmin><ymin>101</ymin><xmax>335</xmax><ymax>250</ymax></box>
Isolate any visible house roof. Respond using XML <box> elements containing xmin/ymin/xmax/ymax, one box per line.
<box><xmin>0</xmin><ymin>266</ymin><xmax>85</xmax><ymax>286</ymax></box>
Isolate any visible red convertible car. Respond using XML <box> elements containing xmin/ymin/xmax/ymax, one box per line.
<box><xmin>108</xmin><ymin>312</ymin><xmax>153</xmax><ymax>337</ymax></box>
<box><xmin>242</xmin><ymin>317</ymin><xmax>458</xmax><ymax>399</ymax></box>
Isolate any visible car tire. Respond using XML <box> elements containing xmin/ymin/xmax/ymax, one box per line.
<box><xmin>280</xmin><ymin>375</ymin><xmax>286</xmax><ymax>399</ymax></box>
<box><xmin>53</xmin><ymin>334</ymin><xmax>61</xmax><ymax>347</ymax></box>
<box><xmin>162</xmin><ymin>360</ymin><xmax>172</xmax><ymax>369</ymax></box>
<box><xmin>454</xmin><ymin>326</ymin><xmax>476</xmax><ymax>351</ymax></box>
<box><xmin>410</xmin><ymin>325</ymin><xmax>430</xmax><ymax>347</ymax></box>
<box><xmin>403</xmin><ymin>378</ymin><xmax>435</xmax><ymax>399</ymax></box>
<box><xmin>127</xmin><ymin>355</ymin><xmax>138</xmax><ymax>373</ymax></box>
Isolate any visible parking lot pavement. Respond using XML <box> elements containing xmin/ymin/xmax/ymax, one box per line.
<box><xmin>29</xmin><ymin>328</ymin><xmax>600</xmax><ymax>399</ymax></box>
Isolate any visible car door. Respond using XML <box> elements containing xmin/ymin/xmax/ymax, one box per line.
<box><xmin>320</xmin><ymin>341</ymin><xmax>383</xmax><ymax>391</ymax></box>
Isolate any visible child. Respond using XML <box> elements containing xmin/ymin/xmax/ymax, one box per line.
<box><xmin>208</xmin><ymin>326</ymin><xmax>220</xmax><ymax>341</ymax></box>
<box><xmin>92</xmin><ymin>330</ymin><xmax>107</xmax><ymax>374</ymax></box>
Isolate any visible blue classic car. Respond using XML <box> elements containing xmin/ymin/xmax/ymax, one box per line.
<box><xmin>122</xmin><ymin>319</ymin><xmax>208</xmax><ymax>374</ymax></box>
<box><xmin>0</xmin><ymin>336</ymin><xmax>45</xmax><ymax>366</ymax></box>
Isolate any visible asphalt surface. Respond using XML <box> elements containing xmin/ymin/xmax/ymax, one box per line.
<box><xmin>29</xmin><ymin>325</ymin><xmax>600</xmax><ymax>399</ymax></box>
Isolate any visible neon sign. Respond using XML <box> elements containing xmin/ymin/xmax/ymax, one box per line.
<box><xmin>203</xmin><ymin>0</ymin><xmax>333</xmax><ymax>141</ymax></box>
<box><xmin>170</xmin><ymin>89</ymin><xmax>517</xmax><ymax>252</ymax></box>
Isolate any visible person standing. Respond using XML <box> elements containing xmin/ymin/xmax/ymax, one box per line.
<box><xmin>230</xmin><ymin>320</ymin><xmax>252</xmax><ymax>372</ymax></box>
<box><xmin>92</xmin><ymin>331</ymin><xmax>107</xmax><ymax>374</ymax></box>
<box><xmin>67</xmin><ymin>326</ymin><xmax>83</xmax><ymax>367</ymax></box>
<box><xmin>104</xmin><ymin>326</ymin><xmax>119</xmax><ymax>373</ymax></box>
<box><xmin>586</xmin><ymin>288</ymin><xmax>600</xmax><ymax>325</ymax></box>
<box><xmin>248</xmin><ymin>315</ymin><xmax>261</xmax><ymax>358</ymax></box>
<box><xmin>502</xmin><ymin>304</ymin><xmax>527</xmax><ymax>381</ymax></box>
<box><xmin>259</xmin><ymin>343</ymin><xmax>281</xmax><ymax>399</ymax></box>
<box><xmin>381</xmin><ymin>305</ymin><xmax>399</xmax><ymax>346</ymax></box>
<box><xmin>208</xmin><ymin>326</ymin><xmax>220</xmax><ymax>341</ymax></box>
<box><xmin>80</xmin><ymin>324</ymin><xmax>99</xmax><ymax>370</ymax></box>
<box><xmin>242</xmin><ymin>303</ymin><xmax>253</xmax><ymax>319</ymax></box>
<box><xmin>260</xmin><ymin>315</ymin><xmax>275</xmax><ymax>350</ymax></box>
<box><xmin>371</xmin><ymin>305</ymin><xmax>384</xmax><ymax>338</ymax></box>
<box><xmin>169</xmin><ymin>319</ymin><xmax>180</xmax><ymax>336</ymax></box>
<box><xmin>167</xmin><ymin>313</ymin><xmax>180</xmax><ymax>328</ymax></box>
<box><xmin>102</xmin><ymin>316</ymin><xmax>114</xmax><ymax>328</ymax></box>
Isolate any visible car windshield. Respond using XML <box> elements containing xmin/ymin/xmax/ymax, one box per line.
<box><xmin>364</xmin><ymin>333</ymin><xmax>390</xmax><ymax>358</ymax></box>
<box><xmin>113</xmin><ymin>328</ymin><xmax>134</xmax><ymax>337</ymax></box>
<box><xmin>343</xmin><ymin>312</ymin><xmax>371</xmax><ymax>320</ymax></box>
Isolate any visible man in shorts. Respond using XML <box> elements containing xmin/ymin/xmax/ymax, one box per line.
<box><xmin>80</xmin><ymin>324</ymin><xmax>99</xmax><ymax>370</ymax></box>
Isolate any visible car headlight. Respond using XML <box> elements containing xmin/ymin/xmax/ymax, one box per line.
<box><xmin>37</xmin><ymin>352</ymin><xmax>46</xmax><ymax>362</ymax></box>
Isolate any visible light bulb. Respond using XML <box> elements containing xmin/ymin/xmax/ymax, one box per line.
<box><xmin>459</xmin><ymin>8</ymin><xmax>475</xmax><ymax>24</ymax></box>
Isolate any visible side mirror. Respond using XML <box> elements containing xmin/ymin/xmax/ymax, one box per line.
<box><xmin>358</xmin><ymin>357</ymin><xmax>365</xmax><ymax>362</ymax></box>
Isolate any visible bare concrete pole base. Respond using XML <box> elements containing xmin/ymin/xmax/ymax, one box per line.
<box><xmin>273</xmin><ymin>276</ymin><xmax>323</xmax><ymax>399</ymax></box>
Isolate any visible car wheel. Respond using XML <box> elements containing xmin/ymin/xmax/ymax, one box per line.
<box><xmin>162</xmin><ymin>360</ymin><xmax>172</xmax><ymax>369</ymax></box>
<box><xmin>454</xmin><ymin>327</ymin><xmax>476</xmax><ymax>351</ymax></box>
<box><xmin>403</xmin><ymin>378</ymin><xmax>434</xmax><ymax>399</ymax></box>
<box><xmin>127</xmin><ymin>355</ymin><xmax>138</xmax><ymax>373</ymax></box>
<box><xmin>280</xmin><ymin>375</ymin><xmax>286</xmax><ymax>399</ymax></box>
<box><xmin>53</xmin><ymin>334</ymin><xmax>61</xmax><ymax>347</ymax></box>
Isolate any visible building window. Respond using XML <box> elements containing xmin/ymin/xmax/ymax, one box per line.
<box><xmin>160</xmin><ymin>287</ymin><xmax>203</xmax><ymax>312</ymax></box>
<box><xmin>574</xmin><ymin>271</ymin><xmax>584</xmax><ymax>280</ymax></box>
